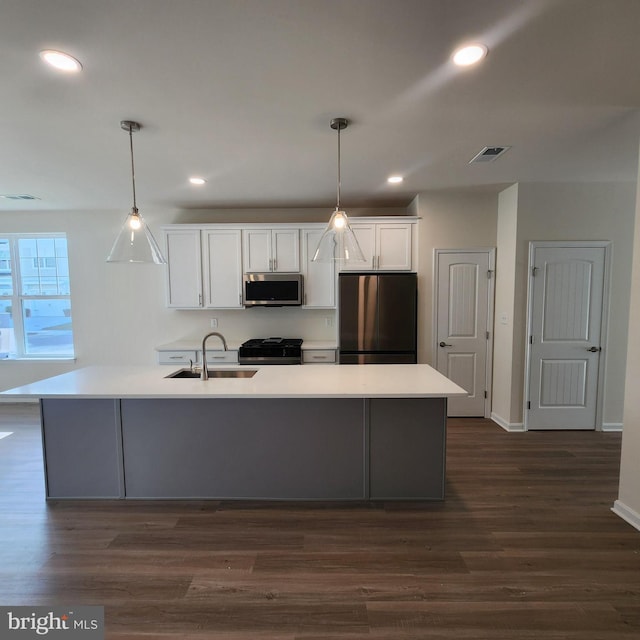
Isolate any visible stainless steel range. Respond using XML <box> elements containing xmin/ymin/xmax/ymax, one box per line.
<box><xmin>238</xmin><ymin>337</ymin><xmax>303</xmax><ymax>365</ymax></box>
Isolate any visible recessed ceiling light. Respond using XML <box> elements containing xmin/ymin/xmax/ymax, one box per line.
<box><xmin>39</xmin><ymin>50</ymin><xmax>83</xmax><ymax>72</ymax></box>
<box><xmin>452</xmin><ymin>44</ymin><xmax>488</xmax><ymax>67</ymax></box>
<box><xmin>189</xmin><ymin>177</ymin><xmax>206</xmax><ymax>185</ymax></box>
<box><xmin>387</xmin><ymin>176</ymin><xmax>404</xmax><ymax>184</ymax></box>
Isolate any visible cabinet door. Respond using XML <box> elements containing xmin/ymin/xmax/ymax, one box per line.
<box><xmin>377</xmin><ymin>223</ymin><xmax>413</xmax><ymax>270</ymax></box>
<box><xmin>203</xmin><ymin>229</ymin><xmax>243</xmax><ymax>308</ymax></box>
<box><xmin>301</xmin><ymin>228</ymin><xmax>335</xmax><ymax>308</ymax></box>
<box><xmin>272</xmin><ymin>229</ymin><xmax>300</xmax><ymax>272</ymax></box>
<box><xmin>243</xmin><ymin>229</ymin><xmax>271</xmax><ymax>272</ymax></box>
<box><xmin>339</xmin><ymin>224</ymin><xmax>375</xmax><ymax>271</ymax></box>
<box><xmin>164</xmin><ymin>229</ymin><xmax>203</xmax><ymax>308</ymax></box>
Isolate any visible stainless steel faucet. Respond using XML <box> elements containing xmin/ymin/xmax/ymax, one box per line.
<box><xmin>201</xmin><ymin>332</ymin><xmax>228</xmax><ymax>380</ymax></box>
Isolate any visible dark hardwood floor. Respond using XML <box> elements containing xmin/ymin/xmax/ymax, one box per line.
<box><xmin>0</xmin><ymin>404</ymin><xmax>638</xmax><ymax>639</ymax></box>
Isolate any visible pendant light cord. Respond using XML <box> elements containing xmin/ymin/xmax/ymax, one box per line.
<box><xmin>128</xmin><ymin>124</ymin><xmax>137</xmax><ymax>211</ymax></box>
<box><xmin>336</xmin><ymin>124</ymin><xmax>341</xmax><ymax>210</ymax></box>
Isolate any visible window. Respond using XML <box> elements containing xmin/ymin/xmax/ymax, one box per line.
<box><xmin>0</xmin><ymin>234</ymin><xmax>74</xmax><ymax>359</ymax></box>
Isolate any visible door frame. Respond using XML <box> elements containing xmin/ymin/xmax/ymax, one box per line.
<box><xmin>433</xmin><ymin>248</ymin><xmax>496</xmax><ymax>418</ymax></box>
<box><xmin>524</xmin><ymin>240</ymin><xmax>612</xmax><ymax>431</ymax></box>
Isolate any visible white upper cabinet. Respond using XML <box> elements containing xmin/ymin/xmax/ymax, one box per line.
<box><xmin>340</xmin><ymin>221</ymin><xmax>414</xmax><ymax>272</ymax></box>
<box><xmin>164</xmin><ymin>228</ymin><xmax>203</xmax><ymax>308</ymax></box>
<box><xmin>243</xmin><ymin>228</ymin><xmax>300</xmax><ymax>273</ymax></box>
<box><xmin>301</xmin><ymin>228</ymin><xmax>335</xmax><ymax>308</ymax></box>
<box><xmin>202</xmin><ymin>229</ymin><xmax>243</xmax><ymax>308</ymax></box>
<box><xmin>163</xmin><ymin>219</ymin><xmax>416</xmax><ymax>309</ymax></box>
<box><xmin>376</xmin><ymin>222</ymin><xmax>413</xmax><ymax>270</ymax></box>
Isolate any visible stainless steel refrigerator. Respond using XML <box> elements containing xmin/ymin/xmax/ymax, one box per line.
<box><xmin>339</xmin><ymin>272</ymin><xmax>417</xmax><ymax>364</ymax></box>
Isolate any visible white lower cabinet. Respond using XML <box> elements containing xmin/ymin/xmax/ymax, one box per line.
<box><xmin>301</xmin><ymin>228</ymin><xmax>335</xmax><ymax>308</ymax></box>
<box><xmin>158</xmin><ymin>349</ymin><xmax>238</xmax><ymax>365</ymax></box>
<box><xmin>302</xmin><ymin>349</ymin><xmax>336</xmax><ymax>364</ymax></box>
<box><xmin>205</xmin><ymin>350</ymin><xmax>239</xmax><ymax>364</ymax></box>
<box><xmin>158</xmin><ymin>350</ymin><xmax>198</xmax><ymax>365</ymax></box>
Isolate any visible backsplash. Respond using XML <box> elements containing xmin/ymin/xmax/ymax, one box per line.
<box><xmin>160</xmin><ymin>307</ymin><xmax>337</xmax><ymax>345</ymax></box>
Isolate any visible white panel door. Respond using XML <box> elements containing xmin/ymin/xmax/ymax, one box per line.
<box><xmin>435</xmin><ymin>251</ymin><xmax>492</xmax><ymax>417</ymax></box>
<box><xmin>527</xmin><ymin>245</ymin><xmax>607</xmax><ymax>430</ymax></box>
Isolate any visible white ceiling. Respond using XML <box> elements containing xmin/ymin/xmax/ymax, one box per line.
<box><xmin>1</xmin><ymin>0</ymin><xmax>640</xmax><ymax>213</ymax></box>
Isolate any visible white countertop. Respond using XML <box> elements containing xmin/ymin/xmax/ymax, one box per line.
<box><xmin>1</xmin><ymin>364</ymin><xmax>466</xmax><ymax>400</ymax></box>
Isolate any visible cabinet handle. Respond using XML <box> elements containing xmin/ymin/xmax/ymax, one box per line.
<box><xmin>198</xmin><ymin>293</ymin><xmax>202</xmax><ymax>306</ymax></box>
<box><xmin>169</xmin><ymin>356</ymin><xmax>183</xmax><ymax>360</ymax></box>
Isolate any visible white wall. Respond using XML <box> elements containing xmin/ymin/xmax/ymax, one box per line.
<box><xmin>615</xmin><ymin>145</ymin><xmax>640</xmax><ymax>530</ymax></box>
<box><xmin>0</xmin><ymin>206</ymin><xmax>407</xmax><ymax>391</ymax></box>
<box><xmin>492</xmin><ymin>184</ymin><xmax>519</xmax><ymax>426</ymax></box>
<box><xmin>412</xmin><ymin>190</ymin><xmax>498</xmax><ymax>364</ymax></box>
<box><xmin>493</xmin><ymin>182</ymin><xmax>637</xmax><ymax>428</ymax></box>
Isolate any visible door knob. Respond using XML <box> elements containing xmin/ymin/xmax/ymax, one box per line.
<box><xmin>587</xmin><ymin>346</ymin><xmax>601</xmax><ymax>352</ymax></box>
<box><xmin>439</xmin><ymin>341</ymin><xmax>453</xmax><ymax>348</ymax></box>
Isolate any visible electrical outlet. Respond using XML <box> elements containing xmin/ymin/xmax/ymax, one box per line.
<box><xmin>325</xmin><ymin>316</ymin><xmax>334</xmax><ymax>327</ymax></box>
<box><xmin>210</xmin><ymin>318</ymin><xmax>218</xmax><ymax>328</ymax></box>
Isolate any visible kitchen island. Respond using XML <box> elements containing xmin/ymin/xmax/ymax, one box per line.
<box><xmin>2</xmin><ymin>364</ymin><xmax>465</xmax><ymax>501</ymax></box>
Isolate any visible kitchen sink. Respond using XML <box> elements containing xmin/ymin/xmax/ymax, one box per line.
<box><xmin>166</xmin><ymin>368</ymin><xmax>258</xmax><ymax>379</ymax></box>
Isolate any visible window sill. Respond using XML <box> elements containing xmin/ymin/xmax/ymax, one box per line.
<box><xmin>0</xmin><ymin>357</ymin><xmax>76</xmax><ymax>363</ymax></box>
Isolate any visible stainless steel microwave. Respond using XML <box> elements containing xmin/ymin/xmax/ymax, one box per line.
<box><xmin>243</xmin><ymin>273</ymin><xmax>303</xmax><ymax>307</ymax></box>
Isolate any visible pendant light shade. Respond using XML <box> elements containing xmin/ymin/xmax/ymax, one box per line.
<box><xmin>107</xmin><ymin>121</ymin><xmax>166</xmax><ymax>264</ymax></box>
<box><xmin>312</xmin><ymin>118</ymin><xmax>365</xmax><ymax>263</ymax></box>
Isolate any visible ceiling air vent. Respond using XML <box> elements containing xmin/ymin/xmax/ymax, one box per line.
<box><xmin>469</xmin><ymin>146</ymin><xmax>510</xmax><ymax>164</ymax></box>
<box><xmin>0</xmin><ymin>194</ymin><xmax>40</xmax><ymax>200</ymax></box>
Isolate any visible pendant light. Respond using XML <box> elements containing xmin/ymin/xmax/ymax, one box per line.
<box><xmin>312</xmin><ymin>118</ymin><xmax>365</xmax><ymax>263</ymax></box>
<box><xmin>106</xmin><ymin>121</ymin><xmax>166</xmax><ymax>264</ymax></box>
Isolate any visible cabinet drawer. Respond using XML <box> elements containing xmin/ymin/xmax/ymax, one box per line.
<box><xmin>205</xmin><ymin>350</ymin><xmax>239</xmax><ymax>364</ymax></box>
<box><xmin>157</xmin><ymin>350</ymin><xmax>198</xmax><ymax>365</ymax></box>
<box><xmin>303</xmin><ymin>349</ymin><xmax>336</xmax><ymax>364</ymax></box>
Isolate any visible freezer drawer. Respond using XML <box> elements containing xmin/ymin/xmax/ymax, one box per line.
<box><xmin>339</xmin><ymin>352</ymin><xmax>416</xmax><ymax>364</ymax></box>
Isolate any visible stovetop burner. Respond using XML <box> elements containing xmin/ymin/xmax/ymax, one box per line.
<box><xmin>238</xmin><ymin>337</ymin><xmax>303</xmax><ymax>365</ymax></box>
<box><xmin>241</xmin><ymin>337</ymin><xmax>303</xmax><ymax>348</ymax></box>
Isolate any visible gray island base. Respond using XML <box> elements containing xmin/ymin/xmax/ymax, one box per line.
<box><xmin>41</xmin><ymin>397</ymin><xmax>447</xmax><ymax>501</ymax></box>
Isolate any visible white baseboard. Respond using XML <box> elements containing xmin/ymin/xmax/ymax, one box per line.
<box><xmin>490</xmin><ymin>412</ymin><xmax>525</xmax><ymax>432</ymax></box>
<box><xmin>612</xmin><ymin>500</ymin><xmax>640</xmax><ymax>532</ymax></box>
<box><xmin>602</xmin><ymin>423</ymin><xmax>623</xmax><ymax>432</ymax></box>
